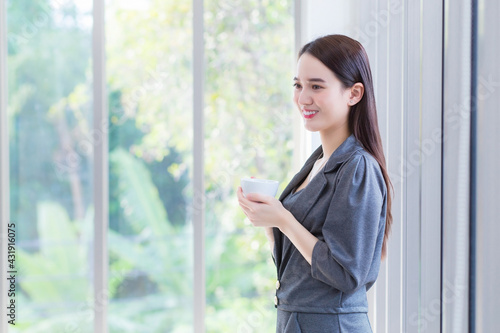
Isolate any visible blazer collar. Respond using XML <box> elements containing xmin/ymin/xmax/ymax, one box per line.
<box><xmin>323</xmin><ymin>133</ymin><xmax>364</xmax><ymax>173</ymax></box>
<box><xmin>300</xmin><ymin>133</ymin><xmax>364</xmax><ymax>174</ymax></box>
<box><xmin>278</xmin><ymin>134</ymin><xmax>363</xmax><ymax>202</ymax></box>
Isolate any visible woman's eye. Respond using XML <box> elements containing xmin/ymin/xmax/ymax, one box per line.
<box><xmin>293</xmin><ymin>83</ymin><xmax>302</xmax><ymax>89</ymax></box>
<box><xmin>312</xmin><ymin>85</ymin><xmax>322</xmax><ymax>90</ymax></box>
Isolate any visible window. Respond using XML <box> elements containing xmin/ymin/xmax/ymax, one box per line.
<box><xmin>106</xmin><ymin>1</ymin><xmax>194</xmax><ymax>331</ymax></box>
<box><xmin>6</xmin><ymin>0</ymin><xmax>95</xmax><ymax>331</ymax></box>
<box><xmin>203</xmin><ymin>2</ymin><xmax>293</xmax><ymax>331</ymax></box>
<box><xmin>2</xmin><ymin>0</ymin><xmax>294</xmax><ymax>331</ymax></box>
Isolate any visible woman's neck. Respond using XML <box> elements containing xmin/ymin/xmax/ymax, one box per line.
<box><xmin>319</xmin><ymin>125</ymin><xmax>351</xmax><ymax>160</ymax></box>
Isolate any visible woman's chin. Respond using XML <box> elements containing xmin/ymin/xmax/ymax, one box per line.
<box><xmin>303</xmin><ymin>123</ymin><xmax>321</xmax><ymax>132</ymax></box>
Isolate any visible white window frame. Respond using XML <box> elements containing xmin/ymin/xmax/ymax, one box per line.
<box><xmin>1</xmin><ymin>0</ymin><xmax>10</xmax><ymax>330</ymax></box>
<box><xmin>192</xmin><ymin>0</ymin><xmax>206</xmax><ymax>331</ymax></box>
<box><xmin>92</xmin><ymin>0</ymin><xmax>108</xmax><ymax>331</ymax></box>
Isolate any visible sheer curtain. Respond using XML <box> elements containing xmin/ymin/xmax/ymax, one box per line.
<box><xmin>442</xmin><ymin>0</ymin><xmax>472</xmax><ymax>332</ymax></box>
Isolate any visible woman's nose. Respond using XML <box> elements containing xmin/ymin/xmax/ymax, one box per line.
<box><xmin>297</xmin><ymin>90</ymin><xmax>312</xmax><ymax>106</ymax></box>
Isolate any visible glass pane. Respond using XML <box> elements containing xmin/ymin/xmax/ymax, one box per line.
<box><xmin>204</xmin><ymin>1</ymin><xmax>294</xmax><ymax>331</ymax></box>
<box><xmin>7</xmin><ymin>0</ymin><xmax>94</xmax><ymax>331</ymax></box>
<box><xmin>106</xmin><ymin>1</ymin><xmax>193</xmax><ymax>332</ymax></box>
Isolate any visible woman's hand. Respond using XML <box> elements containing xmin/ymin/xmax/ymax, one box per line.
<box><xmin>237</xmin><ymin>186</ymin><xmax>318</xmax><ymax>264</ymax></box>
<box><xmin>236</xmin><ymin>186</ymin><xmax>291</xmax><ymax>229</ymax></box>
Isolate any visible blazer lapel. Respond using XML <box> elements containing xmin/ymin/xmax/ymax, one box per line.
<box><xmin>274</xmin><ymin>145</ymin><xmax>322</xmax><ymax>275</ymax></box>
<box><xmin>286</xmin><ymin>172</ymin><xmax>327</xmax><ymax>223</ymax></box>
<box><xmin>273</xmin><ymin>134</ymin><xmax>364</xmax><ymax>278</ymax></box>
<box><xmin>278</xmin><ymin>145</ymin><xmax>323</xmax><ymax>202</ymax></box>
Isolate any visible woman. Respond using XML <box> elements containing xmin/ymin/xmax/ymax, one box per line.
<box><xmin>237</xmin><ymin>34</ymin><xmax>392</xmax><ymax>332</ymax></box>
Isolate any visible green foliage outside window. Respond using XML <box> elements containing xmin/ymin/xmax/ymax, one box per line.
<box><xmin>7</xmin><ymin>0</ymin><xmax>293</xmax><ymax>331</ymax></box>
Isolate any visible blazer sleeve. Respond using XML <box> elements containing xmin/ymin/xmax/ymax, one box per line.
<box><xmin>310</xmin><ymin>153</ymin><xmax>386</xmax><ymax>293</ymax></box>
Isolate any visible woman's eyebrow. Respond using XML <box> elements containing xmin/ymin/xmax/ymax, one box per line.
<box><xmin>293</xmin><ymin>77</ymin><xmax>326</xmax><ymax>83</ymax></box>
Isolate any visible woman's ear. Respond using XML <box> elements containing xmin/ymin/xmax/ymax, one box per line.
<box><xmin>348</xmin><ymin>82</ymin><xmax>364</xmax><ymax>106</ymax></box>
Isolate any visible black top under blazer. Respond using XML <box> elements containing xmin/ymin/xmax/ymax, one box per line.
<box><xmin>273</xmin><ymin>134</ymin><xmax>387</xmax><ymax>314</ymax></box>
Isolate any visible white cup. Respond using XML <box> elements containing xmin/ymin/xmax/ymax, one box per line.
<box><xmin>241</xmin><ymin>177</ymin><xmax>280</xmax><ymax>198</ymax></box>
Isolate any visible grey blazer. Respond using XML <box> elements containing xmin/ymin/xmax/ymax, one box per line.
<box><xmin>273</xmin><ymin>134</ymin><xmax>387</xmax><ymax>314</ymax></box>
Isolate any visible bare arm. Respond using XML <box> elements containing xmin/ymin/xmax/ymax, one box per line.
<box><xmin>264</xmin><ymin>227</ymin><xmax>275</xmax><ymax>254</ymax></box>
<box><xmin>277</xmin><ymin>211</ymin><xmax>319</xmax><ymax>265</ymax></box>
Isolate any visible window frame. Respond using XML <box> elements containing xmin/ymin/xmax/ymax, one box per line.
<box><xmin>192</xmin><ymin>0</ymin><xmax>206</xmax><ymax>331</ymax></box>
<box><xmin>1</xmin><ymin>0</ymin><xmax>9</xmax><ymax>328</ymax></box>
<box><xmin>93</xmin><ymin>0</ymin><xmax>108</xmax><ymax>331</ymax></box>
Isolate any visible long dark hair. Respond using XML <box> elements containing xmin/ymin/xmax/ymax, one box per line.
<box><xmin>299</xmin><ymin>34</ymin><xmax>393</xmax><ymax>260</ymax></box>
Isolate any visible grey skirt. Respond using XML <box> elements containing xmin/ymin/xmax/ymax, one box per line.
<box><xmin>276</xmin><ymin>310</ymin><xmax>373</xmax><ymax>333</ymax></box>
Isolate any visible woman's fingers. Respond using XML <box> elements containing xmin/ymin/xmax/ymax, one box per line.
<box><xmin>239</xmin><ymin>202</ymin><xmax>253</xmax><ymax>213</ymax></box>
<box><xmin>237</xmin><ymin>186</ymin><xmax>271</xmax><ymax>205</ymax></box>
<box><xmin>245</xmin><ymin>192</ymin><xmax>269</xmax><ymax>203</ymax></box>
<box><xmin>237</xmin><ymin>186</ymin><xmax>254</xmax><ymax>213</ymax></box>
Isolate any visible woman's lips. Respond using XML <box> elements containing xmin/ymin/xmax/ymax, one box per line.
<box><xmin>302</xmin><ymin>109</ymin><xmax>318</xmax><ymax>119</ymax></box>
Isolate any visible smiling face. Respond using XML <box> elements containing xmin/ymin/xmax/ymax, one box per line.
<box><xmin>293</xmin><ymin>53</ymin><xmax>352</xmax><ymax>135</ymax></box>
